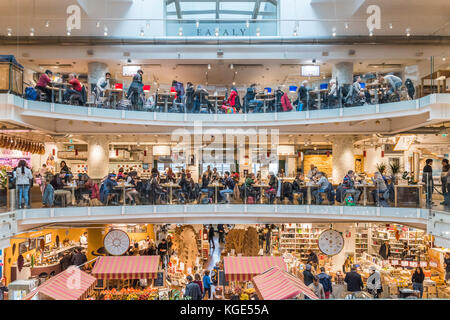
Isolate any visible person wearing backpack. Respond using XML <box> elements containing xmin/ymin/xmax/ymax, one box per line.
<box><xmin>317</xmin><ymin>267</ymin><xmax>333</xmax><ymax>299</ymax></box>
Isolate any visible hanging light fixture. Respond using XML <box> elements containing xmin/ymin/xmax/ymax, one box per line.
<box><xmin>332</xmin><ymin>27</ymin><xmax>336</xmax><ymax>37</ymax></box>
<box><xmin>30</xmin><ymin>28</ymin><xmax>35</xmax><ymax>36</ymax></box>
<box><xmin>196</xmin><ymin>20</ymin><xmax>200</xmax><ymax>28</ymax></box>
<box><xmin>230</xmin><ymin>64</ymin><xmax>234</xmax><ymax>69</ymax></box>
<box><xmin>389</xmin><ymin>23</ymin><xmax>393</xmax><ymax>29</ymax></box>
<box><xmin>140</xmin><ymin>28</ymin><xmax>145</xmax><ymax>36</ymax></box>
<box><xmin>344</xmin><ymin>22</ymin><xmax>349</xmax><ymax>29</ymax></box>
<box><xmin>246</xmin><ymin>20</ymin><xmax>249</xmax><ymax>28</ymax></box>
<box><xmin>443</xmin><ymin>57</ymin><xmax>447</xmax><ymax>61</ymax></box>
<box><xmin>178</xmin><ymin>27</ymin><xmax>183</xmax><ymax>36</ymax></box>
<box><xmin>146</xmin><ymin>21</ymin><xmax>150</xmax><ymax>29</ymax></box>
<box><xmin>215</xmin><ymin>27</ymin><xmax>219</xmax><ymax>37</ymax></box>
<box><xmin>256</xmin><ymin>27</ymin><xmax>260</xmax><ymax>37</ymax></box>
<box><xmin>369</xmin><ymin>28</ymin><xmax>373</xmax><ymax>37</ymax></box>
<box><xmin>103</xmin><ymin>26</ymin><xmax>108</xmax><ymax>36</ymax></box>
<box><xmin>207</xmin><ymin>64</ymin><xmax>211</xmax><ymax>70</ymax></box>
<box><xmin>96</xmin><ymin>21</ymin><xmax>101</xmax><ymax>28</ymax></box>
<box><xmin>66</xmin><ymin>28</ymin><xmax>71</xmax><ymax>36</ymax></box>
<box><xmin>7</xmin><ymin>28</ymin><xmax>12</xmax><ymax>36</ymax></box>
<box><xmin>45</xmin><ymin>21</ymin><xmax>50</xmax><ymax>28</ymax></box>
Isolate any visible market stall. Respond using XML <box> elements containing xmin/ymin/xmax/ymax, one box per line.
<box><xmin>23</xmin><ymin>267</ymin><xmax>96</xmax><ymax>300</ymax></box>
<box><xmin>91</xmin><ymin>255</ymin><xmax>160</xmax><ymax>280</ymax></box>
<box><xmin>224</xmin><ymin>256</ymin><xmax>286</xmax><ymax>282</ymax></box>
<box><xmin>252</xmin><ymin>266</ymin><xmax>318</xmax><ymax>300</ymax></box>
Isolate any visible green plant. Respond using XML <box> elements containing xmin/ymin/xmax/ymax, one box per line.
<box><xmin>376</xmin><ymin>163</ymin><xmax>386</xmax><ymax>175</ymax></box>
<box><xmin>402</xmin><ymin>171</ymin><xmax>417</xmax><ymax>185</ymax></box>
<box><xmin>389</xmin><ymin>162</ymin><xmax>401</xmax><ymax>175</ymax></box>
<box><xmin>0</xmin><ymin>168</ymin><xmax>7</xmax><ymax>189</ymax></box>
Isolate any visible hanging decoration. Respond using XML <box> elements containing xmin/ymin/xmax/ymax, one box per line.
<box><xmin>0</xmin><ymin>135</ymin><xmax>45</xmax><ymax>154</ymax></box>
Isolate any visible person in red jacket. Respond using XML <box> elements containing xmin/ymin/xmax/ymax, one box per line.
<box><xmin>64</xmin><ymin>73</ymin><xmax>83</xmax><ymax>102</ymax></box>
<box><xmin>221</xmin><ymin>88</ymin><xmax>239</xmax><ymax>113</ymax></box>
<box><xmin>35</xmin><ymin>69</ymin><xmax>53</xmax><ymax>101</ymax></box>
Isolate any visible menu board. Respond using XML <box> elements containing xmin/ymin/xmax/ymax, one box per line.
<box><xmin>218</xmin><ymin>270</ymin><xmax>228</xmax><ymax>286</ymax></box>
<box><xmin>153</xmin><ymin>271</ymin><xmax>165</xmax><ymax>287</ymax></box>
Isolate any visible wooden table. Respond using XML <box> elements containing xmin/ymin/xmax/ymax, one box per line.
<box><xmin>63</xmin><ymin>184</ymin><xmax>78</xmax><ymax>205</ymax></box>
<box><xmin>105</xmin><ymin>88</ymin><xmax>124</xmax><ymax>108</ymax></box>
<box><xmin>394</xmin><ymin>184</ymin><xmax>423</xmax><ymax>207</ymax></box>
<box><xmin>253</xmin><ymin>184</ymin><xmax>269</xmax><ymax>204</ymax></box>
<box><xmin>208</xmin><ymin>183</ymin><xmax>223</xmax><ymax>204</ymax></box>
<box><xmin>114</xmin><ymin>183</ymin><xmax>134</xmax><ymax>205</ymax></box>
<box><xmin>156</xmin><ymin>93</ymin><xmax>176</xmax><ymax>112</ymax></box>
<box><xmin>161</xmin><ymin>183</ymin><xmax>180</xmax><ymax>204</ymax></box>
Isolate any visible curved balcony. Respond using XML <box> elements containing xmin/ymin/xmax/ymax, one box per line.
<box><xmin>1</xmin><ymin>93</ymin><xmax>449</xmax><ymax>132</ymax></box>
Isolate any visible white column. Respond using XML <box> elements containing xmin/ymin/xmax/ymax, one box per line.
<box><xmin>332</xmin><ymin>136</ymin><xmax>355</xmax><ymax>184</ymax></box>
<box><xmin>86</xmin><ymin>137</ymin><xmax>110</xmax><ymax>180</ymax></box>
<box><xmin>332</xmin><ymin>62</ymin><xmax>354</xmax><ymax>85</ymax></box>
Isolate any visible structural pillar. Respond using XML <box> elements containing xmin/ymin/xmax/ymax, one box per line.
<box><xmin>332</xmin><ymin>62</ymin><xmax>354</xmax><ymax>85</ymax></box>
<box><xmin>88</xmin><ymin>62</ymin><xmax>109</xmax><ymax>87</ymax></box>
<box><xmin>85</xmin><ymin>136</ymin><xmax>110</xmax><ymax>180</ymax></box>
<box><xmin>87</xmin><ymin>227</ymin><xmax>106</xmax><ymax>262</ymax></box>
<box><xmin>332</xmin><ymin>136</ymin><xmax>355</xmax><ymax>184</ymax></box>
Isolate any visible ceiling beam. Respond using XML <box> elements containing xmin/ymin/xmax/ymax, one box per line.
<box><xmin>252</xmin><ymin>0</ymin><xmax>262</xmax><ymax>19</ymax></box>
<box><xmin>174</xmin><ymin>0</ymin><xmax>182</xmax><ymax>19</ymax></box>
<box><xmin>216</xmin><ymin>0</ymin><xmax>220</xmax><ymax>19</ymax></box>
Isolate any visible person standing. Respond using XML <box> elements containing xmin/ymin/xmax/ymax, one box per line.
<box><xmin>184</xmin><ymin>275</ymin><xmax>202</xmax><ymax>300</ymax></box>
<box><xmin>71</xmin><ymin>248</ymin><xmax>87</xmax><ymax>267</ymax></box>
<box><xmin>317</xmin><ymin>267</ymin><xmax>333</xmax><ymax>299</ymax></box>
<box><xmin>441</xmin><ymin>159</ymin><xmax>449</xmax><ymax>204</ymax></box>
<box><xmin>303</xmin><ymin>264</ymin><xmax>315</xmax><ymax>286</ymax></box>
<box><xmin>203</xmin><ymin>270</ymin><xmax>212</xmax><ymax>300</ymax></box>
<box><xmin>308</xmin><ymin>276</ymin><xmax>325</xmax><ymax>299</ymax></box>
<box><xmin>344</xmin><ymin>266</ymin><xmax>364</xmax><ymax>293</ymax></box>
<box><xmin>412</xmin><ymin>267</ymin><xmax>425</xmax><ymax>298</ymax></box>
<box><xmin>208</xmin><ymin>225</ymin><xmax>215</xmax><ymax>249</ymax></box>
<box><xmin>444</xmin><ymin>252</ymin><xmax>450</xmax><ymax>283</ymax></box>
<box><xmin>306</xmin><ymin>249</ymin><xmax>319</xmax><ymax>269</ymax></box>
<box><xmin>422</xmin><ymin>159</ymin><xmax>434</xmax><ymax>206</ymax></box>
<box><xmin>158</xmin><ymin>238</ymin><xmax>168</xmax><ymax>269</ymax></box>
<box><xmin>193</xmin><ymin>274</ymin><xmax>204</xmax><ymax>297</ymax></box>
<box><xmin>79</xmin><ymin>232</ymin><xmax>88</xmax><ymax>248</ymax></box>
<box><xmin>14</xmin><ymin>160</ymin><xmax>33</xmax><ymax>209</ymax></box>
<box><xmin>379</xmin><ymin>240</ymin><xmax>391</xmax><ymax>260</ymax></box>
<box><xmin>95</xmin><ymin>72</ymin><xmax>111</xmax><ymax>100</ymax></box>
<box><xmin>0</xmin><ymin>279</ymin><xmax>8</xmax><ymax>300</ymax></box>
<box><xmin>366</xmin><ymin>267</ymin><xmax>382</xmax><ymax>298</ymax></box>
<box><xmin>217</xmin><ymin>224</ymin><xmax>225</xmax><ymax>244</ymax></box>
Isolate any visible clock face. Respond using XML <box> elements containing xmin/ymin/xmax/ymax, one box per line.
<box><xmin>318</xmin><ymin>229</ymin><xmax>344</xmax><ymax>256</ymax></box>
<box><xmin>103</xmin><ymin>229</ymin><xmax>130</xmax><ymax>256</ymax></box>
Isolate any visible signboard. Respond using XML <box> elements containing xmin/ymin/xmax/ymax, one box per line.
<box><xmin>153</xmin><ymin>271</ymin><xmax>165</xmax><ymax>287</ymax></box>
<box><xmin>123</xmin><ymin>65</ymin><xmax>141</xmax><ymax>77</ymax></box>
<box><xmin>429</xmin><ymin>261</ymin><xmax>438</xmax><ymax>268</ymax></box>
<box><xmin>301</xmin><ymin>65</ymin><xmax>320</xmax><ymax>77</ymax></box>
<box><xmin>400</xmin><ymin>260</ymin><xmax>409</xmax><ymax>267</ymax></box>
<box><xmin>419</xmin><ymin>261</ymin><xmax>428</xmax><ymax>268</ymax></box>
<box><xmin>409</xmin><ymin>261</ymin><xmax>418</xmax><ymax>268</ymax></box>
<box><xmin>390</xmin><ymin>259</ymin><xmax>399</xmax><ymax>266</ymax></box>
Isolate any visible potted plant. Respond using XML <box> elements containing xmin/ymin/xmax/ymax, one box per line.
<box><xmin>389</xmin><ymin>162</ymin><xmax>401</xmax><ymax>184</ymax></box>
<box><xmin>402</xmin><ymin>171</ymin><xmax>417</xmax><ymax>185</ymax></box>
<box><xmin>376</xmin><ymin>163</ymin><xmax>386</xmax><ymax>175</ymax></box>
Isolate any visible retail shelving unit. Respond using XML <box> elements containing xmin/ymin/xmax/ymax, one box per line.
<box><xmin>279</xmin><ymin>224</ymin><xmax>324</xmax><ymax>261</ymax></box>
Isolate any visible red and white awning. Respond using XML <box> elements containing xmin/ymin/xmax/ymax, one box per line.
<box><xmin>224</xmin><ymin>256</ymin><xmax>286</xmax><ymax>282</ymax></box>
<box><xmin>252</xmin><ymin>266</ymin><xmax>319</xmax><ymax>300</ymax></box>
<box><xmin>91</xmin><ymin>256</ymin><xmax>160</xmax><ymax>280</ymax></box>
<box><xmin>23</xmin><ymin>267</ymin><xmax>97</xmax><ymax>300</ymax></box>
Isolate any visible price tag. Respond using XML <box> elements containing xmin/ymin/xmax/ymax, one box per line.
<box><xmin>429</xmin><ymin>261</ymin><xmax>438</xmax><ymax>268</ymax></box>
<box><xmin>391</xmin><ymin>259</ymin><xmax>399</xmax><ymax>266</ymax></box>
<box><xmin>419</xmin><ymin>261</ymin><xmax>428</xmax><ymax>268</ymax></box>
<box><xmin>409</xmin><ymin>261</ymin><xmax>418</xmax><ymax>268</ymax></box>
<box><xmin>401</xmin><ymin>261</ymin><xmax>409</xmax><ymax>267</ymax></box>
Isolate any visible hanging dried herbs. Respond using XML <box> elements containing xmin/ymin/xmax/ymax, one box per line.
<box><xmin>17</xmin><ymin>254</ymin><xmax>24</xmax><ymax>272</ymax></box>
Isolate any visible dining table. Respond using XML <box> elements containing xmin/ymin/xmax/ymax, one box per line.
<box><xmin>208</xmin><ymin>183</ymin><xmax>223</xmax><ymax>204</ymax></box>
<box><xmin>161</xmin><ymin>182</ymin><xmax>180</xmax><ymax>204</ymax></box>
<box><xmin>63</xmin><ymin>184</ymin><xmax>79</xmax><ymax>206</ymax></box>
<box><xmin>113</xmin><ymin>183</ymin><xmax>134</xmax><ymax>205</ymax></box>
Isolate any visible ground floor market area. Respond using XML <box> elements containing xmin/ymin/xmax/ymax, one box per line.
<box><xmin>1</xmin><ymin>222</ymin><xmax>449</xmax><ymax>300</ymax></box>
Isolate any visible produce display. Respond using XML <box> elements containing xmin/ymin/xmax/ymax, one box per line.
<box><xmin>99</xmin><ymin>288</ymin><xmax>159</xmax><ymax>300</ymax></box>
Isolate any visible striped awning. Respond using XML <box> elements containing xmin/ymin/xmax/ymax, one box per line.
<box><xmin>224</xmin><ymin>256</ymin><xmax>286</xmax><ymax>282</ymax></box>
<box><xmin>91</xmin><ymin>256</ymin><xmax>160</xmax><ymax>280</ymax></box>
<box><xmin>23</xmin><ymin>267</ymin><xmax>96</xmax><ymax>300</ymax></box>
<box><xmin>252</xmin><ymin>266</ymin><xmax>319</xmax><ymax>300</ymax></box>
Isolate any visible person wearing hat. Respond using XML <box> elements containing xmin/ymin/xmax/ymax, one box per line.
<box><xmin>366</xmin><ymin>266</ymin><xmax>382</xmax><ymax>298</ymax></box>
<box><xmin>344</xmin><ymin>266</ymin><xmax>364</xmax><ymax>293</ymax></box>
<box><xmin>303</xmin><ymin>264</ymin><xmax>315</xmax><ymax>286</ymax></box>
<box><xmin>184</xmin><ymin>275</ymin><xmax>202</xmax><ymax>300</ymax></box>
<box><xmin>35</xmin><ymin>69</ymin><xmax>53</xmax><ymax>101</ymax></box>
<box><xmin>308</xmin><ymin>276</ymin><xmax>325</xmax><ymax>299</ymax></box>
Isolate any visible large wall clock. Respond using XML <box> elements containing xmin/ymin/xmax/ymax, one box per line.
<box><xmin>103</xmin><ymin>229</ymin><xmax>130</xmax><ymax>256</ymax></box>
<box><xmin>318</xmin><ymin>229</ymin><xmax>344</xmax><ymax>256</ymax></box>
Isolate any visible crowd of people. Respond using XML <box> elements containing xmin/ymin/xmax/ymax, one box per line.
<box><xmin>28</xmin><ymin>69</ymin><xmax>415</xmax><ymax>113</ymax></box>
<box><xmin>10</xmin><ymin>157</ymin><xmax>449</xmax><ymax>209</ymax></box>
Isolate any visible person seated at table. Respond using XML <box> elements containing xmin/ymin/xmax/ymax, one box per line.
<box><xmin>199</xmin><ymin>173</ymin><xmax>212</xmax><ymax>201</ymax></box>
<box><xmin>35</xmin><ymin>69</ymin><xmax>53</xmax><ymax>101</ymax></box>
<box><xmin>306</xmin><ymin>164</ymin><xmax>318</xmax><ymax>180</ymax></box>
<box><xmin>203</xmin><ymin>165</ymin><xmax>212</xmax><ymax>179</ymax></box>
<box><xmin>371</xmin><ymin>172</ymin><xmax>389</xmax><ymax>207</ymax></box>
<box><xmin>193</xmin><ymin>85</ymin><xmax>213</xmax><ymax>113</ymax></box>
<box><xmin>127</xmin><ymin>69</ymin><xmax>144</xmax><ymax>106</ymax></box>
<box><xmin>342</xmin><ymin>170</ymin><xmax>361</xmax><ymax>204</ymax></box>
<box><xmin>221</xmin><ymin>87</ymin><xmax>240</xmax><ymax>113</ymax></box>
<box><xmin>379</xmin><ymin>74</ymin><xmax>403</xmax><ymax>99</ymax></box>
<box><xmin>311</xmin><ymin>172</ymin><xmax>331</xmax><ymax>205</ymax></box>
<box><xmin>327</xmin><ymin>78</ymin><xmax>337</xmax><ymax>109</ymax></box>
<box><xmin>210</xmin><ymin>167</ymin><xmax>221</xmax><ymax>183</ymax></box>
<box><xmin>185</xmin><ymin>82</ymin><xmax>195</xmax><ymax>113</ymax></box>
<box><xmin>42</xmin><ymin>175</ymin><xmax>54</xmax><ymax>208</ymax></box>
<box><xmin>175</xmin><ymin>172</ymin><xmax>190</xmax><ymax>204</ymax></box>
<box><xmin>63</xmin><ymin>73</ymin><xmax>83</xmax><ymax>103</ymax></box>
<box><xmin>50</xmin><ymin>173</ymin><xmax>72</xmax><ymax>206</ymax></box>
<box><xmin>164</xmin><ymin>167</ymin><xmax>176</xmax><ymax>183</ymax></box>
<box><xmin>292</xmin><ymin>173</ymin><xmax>307</xmax><ymax>204</ymax></box>
<box><xmin>171</xmin><ymin>79</ymin><xmax>185</xmax><ymax>103</ymax></box>
<box><xmin>219</xmin><ymin>171</ymin><xmax>235</xmax><ymax>204</ymax></box>
<box><xmin>148</xmin><ymin>171</ymin><xmax>167</xmax><ymax>204</ymax></box>
<box><xmin>100</xmin><ymin>173</ymin><xmax>119</xmax><ymax>205</ymax></box>
<box><xmin>117</xmin><ymin>167</ymin><xmax>125</xmax><ymax>179</ymax></box>
<box><xmin>244</xmin><ymin>173</ymin><xmax>258</xmax><ymax>202</ymax></box>
<box><xmin>265</xmin><ymin>172</ymin><xmax>278</xmax><ymax>204</ymax></box>
<box><xmin>125</xmin><ymin>171</ymin><xmax>140</xmax><ymax>205</ymax></box>
<box><xmin>243</xmin><ymin>84</ymin><xmax>263</xmax><ymax>113</ymax></box>
<box><xmin>95</xmin><ymin>72</ymin><xmax>111</xmax><ymax>100</ymax></box>
<box><xmin>344</xmin><ymin>76</ymin><xmax>364</xmax><ymax>107</ymax></box>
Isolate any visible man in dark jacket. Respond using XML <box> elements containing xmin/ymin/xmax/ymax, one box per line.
<box><xmin>344</xmin><ymin>267</ymin><xmax>364</xmax><ymax>292</ymax></box>
<box><xmin>317</xmin><ymin>267</ymin><xmax>333</xmax><ymax>299</ymax></box>
<box><xmin>184</xmin><ymin>275</ymin><xmax>202</xmax><ymax>300</ymax></box>
<box><xmin>422</xmin><ymin>158</ymin><xmax>434</xmax><ymax>206</ymax></box>
<box><xmin>306</xmin><ymin>250</ymin><xmax>319</xmax><ymax>268</ymax></box>
<box><xmin>60</xmin><ymin>250</ymin><xmax>73</xmax><ymax>271</ymax></box>
<box><xmin>217</xmin><ymin>224</ymin><xmax>225</xmax><ymax>244</ymax></box>
<box><xmin>379</xmin><ymin>240</ymin><xmax>391</xmax><ymax>260</ymax></box>
<box><xmin>303</xmin><ymin>264</ymin><xmax>315</xmax><ymax>286</ymax></box>
<box><xmin>71</xmin><ymin>248</ymin><xmax>87</xmax><ymax>267</ymax></box>
<box><xmin>208</xmin><ymin>225</ymin><xmax>215</xmax><ymax>249</ymax></box>
<box><xmin>158</xmin><ymin>238</ymin><xmax>168</xmax><ymax>269</ymax></box>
